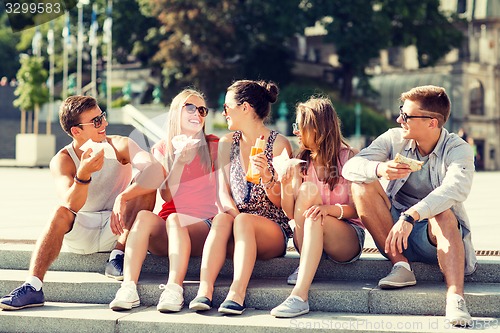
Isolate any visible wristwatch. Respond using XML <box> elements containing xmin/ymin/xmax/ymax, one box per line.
<box><xmin>400</xmin><ymin>212</ymin><xmax>416</xmax><ymax>226</ymax></box>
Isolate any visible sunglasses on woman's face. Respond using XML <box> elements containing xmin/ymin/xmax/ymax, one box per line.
<box><xmin>184</xmin><ymin>103</ymin><xmax>208</xmax><ymax>117</ymax></box>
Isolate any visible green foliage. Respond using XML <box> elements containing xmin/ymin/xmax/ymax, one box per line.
<box><xmin>139</xmin><ymin>0</ymin><xmax>311</xmax><ymax>103</ymax></box>
<box><xmin>380</xmin><ymin>0</ymin><xmax>464</xmax><ymax>67</ymax></box>
<box><xmin>303</xmin><ymin>0</ymin><xmax>463</xmax><ymax>101</ymax></box>
<box><xmin>276</xmin><ymin>78</ymin><xmax>391</xmax><ymax>137</ymax></box>
<box><xmin>13</xmin><ymin>56</ymin><xmax>49</xmax><ymax>112</ymax></box>
<box><xmin>110</xmin><ymin>0</ymin><xmax>161</xmax><ymax>64</ymax></box>
<box><xmin>0</xmin><ymin>13</ymin><xmax>21</xmax><ymax>78</ymax></box>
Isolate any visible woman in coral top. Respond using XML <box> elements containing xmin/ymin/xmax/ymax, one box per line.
<box><xmin>110</xmin><ymin>89</ymin><xmax>218</xmax><ymax>312</ymax></box>
<box><xmin>271</xmin><ymin>97</ymin><xmax>364</xmax><ymax>318</ymax></box>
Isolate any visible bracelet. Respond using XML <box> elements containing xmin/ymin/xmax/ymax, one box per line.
<box><xmin>375</xmin><ymin>162</ymin><xmax>381</xmax><ymax>178</ymax></box>
<box><xmin>260</xmin><ymin>175</ymin><xmax>276</xmax><ymax>189</ymax></box>
<box><xmin>335</xmin><ymin>203</ymin><xmax>344</xmax><ymax>219</ymax></box>
<box><xmin>74</xmin><ymin>175</ymin><xmax>92</xmax><ymax>185</ymax></box>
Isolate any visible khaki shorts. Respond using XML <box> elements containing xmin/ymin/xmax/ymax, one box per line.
<box><xmin>62</xmin><ymin>211</ymin><xmax>118</xmax><ymax>254</ymax></box>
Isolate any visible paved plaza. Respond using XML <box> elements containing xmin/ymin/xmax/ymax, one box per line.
<box><xmin>0</xmin><ymin>167</ymin><xmax>498</xmax><ymax>251</ymax></box>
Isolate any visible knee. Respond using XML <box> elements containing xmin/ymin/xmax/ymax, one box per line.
<box><xmin>295</xmin><ymin>182</ymin><xmax>320</xmax><ymax>208</ymax></box>
<box><xmin>233</xmin><ymin>213</ymin><xmax>255</xmax><ymax>234</ymax></box>
<box><xmin>131</xmin><ymin>210</ymin><xmax>156</xmax><ymax>232</ymax></box>
<box><xmin>433</xmin><ymin>210</ymin><xmax>460</xmax><ymax>235</ymax></box>
<box><xmin>298</xmin><ymin>182</ymin><xmax>319</xmax><ymax>198</ymax></box>
<box><xmin>51</xmin><ymin>206</ymin><xmax>75</xmax><ymax>230</ymax></box>
<box><xmin>211</xmin><ymin>213</ymin><xmax>234</xmax><ymax>231</ymax></box>
<box><xmin>165</xmin><ymin>213</ymin><xmax>182</xmax><ymax>228</ymax></box>
<box><xmin>351</xmin><ymin>182</ymin><xmax>372</xmax><ymax>199</ymax></box>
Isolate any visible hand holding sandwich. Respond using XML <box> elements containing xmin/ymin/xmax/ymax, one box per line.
<box><xmin>376</xmin><ymin>153</ymin><xmax>423</xmax><ymax>180</ymax></box>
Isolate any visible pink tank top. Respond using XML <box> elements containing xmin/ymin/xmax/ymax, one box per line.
<box><xmin>303</xmin><ymin>147</ymin><xmax>364</xmax><ymax>229</ymax></box>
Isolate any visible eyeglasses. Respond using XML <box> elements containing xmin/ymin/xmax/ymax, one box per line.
<box><xmin>223</xmin><ymin>102</ymin><xmax>242</xmax><ymax>113</ymax></box>
<box><xmin>184</xmin><ymin>103</ymin><xmax>208</xmax><ymax>117</ymax></box>
<box><xmin>292</xmin><ymin>123</ymin><xmax>299</xmax><ymax>132</ymax></box>
<box><xmin>399</xmin><ymin>106</ymin><xmax>434</xmax><ymax>123</ymax></box>
<box><xmin>76</xmin><ymin>111</ymin><xmax>107</xmax><ymax>128</ymax></box>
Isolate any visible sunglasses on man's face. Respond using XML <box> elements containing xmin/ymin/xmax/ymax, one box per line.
<box><xmin>76</xmin><ymin>111</ymin><xmax>107</xmax><ymax>128</ymax></box>
<box><xmin>398</xmin><ymin>106</ymin><xmax>434</xmax><ymax>123</ymax></box>
<box><xmin>184</xmin><ymin>103</ymin><xmax>208</xmax><ymax>117</ymax></box>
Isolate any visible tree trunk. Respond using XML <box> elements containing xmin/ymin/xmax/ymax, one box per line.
<box><xmin>340</xmin><ymin>65</ymin><xmax>355</xmax><ymax>103</ymax></box>
<box><xmin>27</xmin><ymin>111</ymin><xmax>33</xmax><ymax>134</ymax></box>
<box><xmin>34</xmin><ymin>105</ymin><xmax>39</xmax><ymax>135</ymax></box>
<box><xmin>46</xmin><ymin>104</ymin><xmax>52</xmax><ymax>135</ymax></box>
<box><xmin>20</xmin><ymin>110</ymin><xmax>26</xmax><ymax>134</ymax></box>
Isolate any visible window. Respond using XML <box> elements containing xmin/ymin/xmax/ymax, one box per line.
<box><xmin>470</xmin><ymin>79</ymin><xmax>485</xmax><ymax>115</ymax></box>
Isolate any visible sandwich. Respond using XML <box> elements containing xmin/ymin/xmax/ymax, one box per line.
<box><xmin>394</xmin><ymin>153</ymin><xmax>424</xmax><ymax>171</ymax></box>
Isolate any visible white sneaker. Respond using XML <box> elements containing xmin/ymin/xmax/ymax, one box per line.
<box><xmin>156</xmin><ymin>283</ymin><xmax>184</xmax><ymax>312</ymax></box>
<box><xmin>109</xmin><ymin>281</ymin><xmax>140</xmax><ymax>311</ymax></box>
<box><xmin>446</xmin><ymin>294</ymin><xmax>472</xmax><ymax>327</ymax></box>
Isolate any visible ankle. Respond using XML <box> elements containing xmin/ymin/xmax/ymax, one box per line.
<box><xmin>25</xmin><ymin>276</ymin><xmax>43</xmax><ymax>291</ymax></box>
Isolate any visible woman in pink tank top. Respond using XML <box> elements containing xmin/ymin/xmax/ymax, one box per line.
<box><xmin>271</xmin><ymin>97</ymin><xmax>365</xmax><ymax>318</ymax></box>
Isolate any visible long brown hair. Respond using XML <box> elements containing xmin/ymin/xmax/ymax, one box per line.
<box><xmin>296</xmin><ymin>97</ymin><xmax>349</xmax><ymax>191</ymax></box>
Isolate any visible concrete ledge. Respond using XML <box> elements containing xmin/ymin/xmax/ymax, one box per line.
<box><xmin>1</xmin><ymin>245</ymin><xmax>500</xmax><ymax>283</ymax></box>
<box><xmin>1</xmin><ymin>302</ymin><xmax>499</xmax><ymax>333</ymax></box>
<box><xmin>1</xmin><ymin>270</ymin><xmax>499</xmax><ymax>317</ymax></box>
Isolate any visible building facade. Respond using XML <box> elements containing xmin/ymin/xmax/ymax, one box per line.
<box><xmin>292</xmin><ymin>0</ymin><xmax>500</xmax><ymax>170</ymax></box>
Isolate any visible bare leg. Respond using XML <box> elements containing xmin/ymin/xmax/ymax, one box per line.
<box><xmin>29</xmin><ymin>206</ymin><xmax>75</xmax><ymax>281</ymax></box>
<box><xmin>196</xmin><ymin>213</ymin><xmax>234</xmax><ymax>300</ymax></box>
<box><xmin>115</xmin><ymin>191</ymin><xmax>156</xmax><ymax>251</ymax></box>
<box><xmin>427</xmin><ymin>210</ymin><xmax>465</xmax><ymax>297</ymax></box>
<box><xmin>122</xmin><ymin>210</ymin><xmax>167</xmax><ymax>284</ymax></box>
<box><xmin>225</xmin><ymin>213</ymin><xmax>285</xmax><ymax>305</ymax></box>
<box><xmin>351</xmin><ymin>181</ymin><xmax>407</xmax><ymax>264</ymax></box>
<box><xmin>165</xmin><ymin>214</ymin><xmax>209</xmax><ymax>286</ymax></box>
<box><xmin>290</xmin><ymin>182</ymin><xmax>361</xmax><ymax>301</ymax></box>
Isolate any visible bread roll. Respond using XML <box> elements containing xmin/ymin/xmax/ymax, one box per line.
<box><xmin>394</xmin><ymin>153</ymin><xmax>424</xmax><ymax>171</ymax></box>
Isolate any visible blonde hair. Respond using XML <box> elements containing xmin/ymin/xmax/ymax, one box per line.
<box><xmin>162</xmin><ymin>89</ymin><xmax>213</xmax><ymax>173</ymax></box>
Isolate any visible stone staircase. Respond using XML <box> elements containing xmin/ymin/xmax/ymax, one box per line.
<box><xmin>1</xmin><ymin>243</ymin><xmax>499</xmax><ymax>332</ymax></box>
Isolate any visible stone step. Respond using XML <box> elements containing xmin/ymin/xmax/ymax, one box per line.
<box><xmin>1</xmin><ymin>302</ymin><xmax>499</xmax><ymax>333</ymax></box>
<box><xmin>1</xmin><ymin>244</ymin><xmax>500</xmax><ymax>283</ymax></box>
<box><xmin>1</xmin><ymin>269</ymin><xmax>500</xmax><ymax>317</ymax></box>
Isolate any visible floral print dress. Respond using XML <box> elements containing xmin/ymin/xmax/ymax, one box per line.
<box><xmin>229</xmin><ymin>130</ymin><xmax>292</xmax><ymax>238</ymax></box>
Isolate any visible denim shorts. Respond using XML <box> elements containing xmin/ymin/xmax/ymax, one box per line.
<box><xmin>377</xmin><ymin>206</ymin><xmax>463</xmax><ymax>264</ymax></box>
<box><xmin>292</xmin><ymin>220</ymin><xmax>366</xmax><ymax>264</ymax></box>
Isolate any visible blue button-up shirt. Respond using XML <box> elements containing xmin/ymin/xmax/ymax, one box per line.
<box><xmin>343</xmin><ymin>127</ymin><xmax>477</xmax><ymax>275</ymax></box>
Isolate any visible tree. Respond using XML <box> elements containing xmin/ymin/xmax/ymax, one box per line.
<box><xmin>305</xmin><ymin>0</ymin><xmax>463</xmax><ymax>102</ymax></box>
<box><xmin>14</xmin><ymin>55</ymin><xmax>49</xmax><ymax>135</ymax></box>
<box><xmin>109</xmin><ymin>0</ymin><xmax>161</xmax><ymax>64</ymax></box>
<box><xmin>380</xmin><ymin>0</ymin><xmax>463</xmax><ymax>67</ymax></box>
<box><xmin>0</xmin><ymin>13</ymin><xmax>21</xmax><ymax>79</ymax></box>
<box><xmin>138</xmin><ymin>0</ymin><xmax>311</xmax><ymax>103</ymax></box>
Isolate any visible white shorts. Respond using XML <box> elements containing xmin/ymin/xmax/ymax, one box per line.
<box><xmin>62</xmin><ymin>211</ymin><xmax>118</xmax><ymax>254</ymax></box>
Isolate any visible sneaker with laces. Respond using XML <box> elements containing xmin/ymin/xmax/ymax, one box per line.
<box><xmin>0</xmin><ymin>283</ymin><xmax>45</xmax><ymax>310</ymax></box>
<box><xmin>446</xmin><ymin>295</ymin><xmax>472</xmax><ymax>327</ymax></box>
<box><xmin>105</xmin><ymin>254</ymin><xmax>124</xmax><ymax>281</ymax></box>
<box><xmin>287</xmin><ymin>266</ymin><xmax>299</xmax><ymax>285</ymax></box>
<box><xmin>109</xmin><ymin>281</ymin><xmax>140</xmax><ymax>311</ymax></box>
<box><xmin>156</xmin><ymin>283</ymin><xmax>184</xmax><ymax>312</ymax></box>
<box><xmin>378</xmin><ymin>265</ymin><xmax>416</xmax><ymax>289</ymax></box>
<box><xmin>271</xmin><ymin>295</ymin><xmax>309</xmax><ymax>318</ymax></box>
